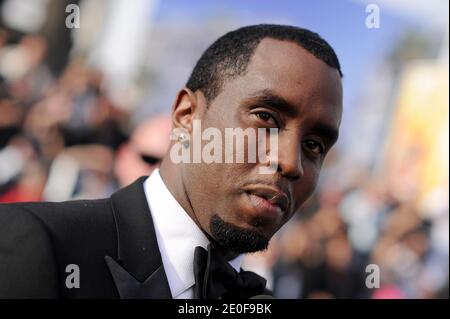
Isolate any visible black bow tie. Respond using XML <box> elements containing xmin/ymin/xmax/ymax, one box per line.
<box><xmin>193</xmin><ymin>245</ymin><xmax>267</xmax><ymax>299</ymax></box>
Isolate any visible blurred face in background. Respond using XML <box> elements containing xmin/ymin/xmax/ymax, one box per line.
<box><xmin>115</xmin><ymin>115</ymin><xmax>172</xmax><ymax>186</ymax></box>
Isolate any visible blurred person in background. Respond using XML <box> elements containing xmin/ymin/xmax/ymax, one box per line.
<box><xmin>114</xmin><ymin>114</ymin><xmax>172</xmax><ymax>187</ymax></box>
<box><xmin>0</xmin><ymin>33</ymin><xmax>52</xmax><ymax>104</ymax></box>
<box><xmin>0</xmin><ymin>70</ymin><xmax>47</xmax><ymax>203</ymax></box>
<box><xmin>42</xmin><ymin>144</ymin><xmax>116</xmax><ymax>201</ymax></box>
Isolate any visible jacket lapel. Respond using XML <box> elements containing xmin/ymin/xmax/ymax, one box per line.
<box><xmin>106</xmin><ymin>177</ymin><xmax>172</xmax><ymax>299</ymax></box>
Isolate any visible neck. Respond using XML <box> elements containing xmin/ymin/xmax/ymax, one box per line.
<box><xmin>159</xmin><ymin>158</ymin><xmax>196</xmax><ymax>224</ymax></box>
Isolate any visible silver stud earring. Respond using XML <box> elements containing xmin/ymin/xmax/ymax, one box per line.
<box><xmin>178</xmin><ymin>132</ymin><xmax>190</xmax><ymax>148</ymax></box>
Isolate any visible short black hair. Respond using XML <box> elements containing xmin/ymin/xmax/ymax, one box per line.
<box><xmin>186</xmin><ymin>24</ymin><xmax>342</xmax><ymax>104</ymax></box>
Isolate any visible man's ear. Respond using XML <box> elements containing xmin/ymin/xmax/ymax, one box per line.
<box><xmin>171</xmin><ymin>88</ymin><xmax>203</xmax><ymax>133</ymax></box>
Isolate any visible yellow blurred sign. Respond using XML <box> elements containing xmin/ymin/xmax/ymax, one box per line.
<box><xmin>385</xmin><ymin>61</ymin><xmax>449</xmax><ymax>201</ymax></box>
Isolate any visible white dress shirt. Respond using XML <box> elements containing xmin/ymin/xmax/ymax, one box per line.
<box><xmin>143</xmin><ymin>169</ymin><xmax>243</xmax><ymax>299</ymax></box>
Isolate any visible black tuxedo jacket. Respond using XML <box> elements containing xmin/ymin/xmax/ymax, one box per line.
<box><xmin>0</xmin><ymin>177</ymin><xmax>173</xmax><ymax>298</ymax></box>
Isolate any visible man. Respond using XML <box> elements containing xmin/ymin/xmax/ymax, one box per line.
<box><xmin>0</xmin><ymin>24</ymin><xmax>343</xmax><ymax>298</ymax></box>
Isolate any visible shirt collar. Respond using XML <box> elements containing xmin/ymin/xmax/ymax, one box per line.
<box><xmin>143</xmin><ymin>169</ymin><xmax>243</xmax><ymax>297</ymax></box>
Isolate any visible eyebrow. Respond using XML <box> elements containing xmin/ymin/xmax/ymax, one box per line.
<box><xmin>311</xmin><ymin>121</ymin><xmax>339</xmax><ymax>146</ymax></box>
<box><xmin>248</xmin><ymin>89</ymin><xmax>339</xmax><ymax>144</ymax></box>
<box><xmin>248</xmin><ymin>89</ymin><xmax>299</xmax><ymax>117</ymax></box>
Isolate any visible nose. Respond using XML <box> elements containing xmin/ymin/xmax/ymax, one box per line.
<box><xmin>277</xmin><ymin>133</ymin><xmax>304</xmax><ymax>180</ymax></box>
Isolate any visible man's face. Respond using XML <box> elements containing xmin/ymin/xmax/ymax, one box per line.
<box><xmin>182</xmin><ymin>38</ymin><xmax>342</xmax><ymax>252</ymax></box>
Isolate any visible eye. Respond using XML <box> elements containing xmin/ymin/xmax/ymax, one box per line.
<box><xmin>254</xmin><ymin>111</ymin><xmax>279</xmax><ymax>127</ymax></box>
<box><xmin>303</xmin><ymin>139</ymin><xmax>325</xmax><ymax>155</ymax></box>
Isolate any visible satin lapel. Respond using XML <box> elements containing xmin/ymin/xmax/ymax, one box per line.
<box><xmin>106</xmin><ymin>177</ymin><xmax>172</xmax><ymax>299</ymax></box>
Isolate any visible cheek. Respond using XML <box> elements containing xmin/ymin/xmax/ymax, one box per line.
<box><xmin>292</xmin><ymin>161</ymin><xmax>321</xmax><ymax>209</ymax></box>
<box><xmin>187</xmin><ymin>162</ymin><xmax>248</xmax><ymax>200</ymax></box>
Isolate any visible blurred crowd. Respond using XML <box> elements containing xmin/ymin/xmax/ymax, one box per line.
<box><xmin>0</xmin><ymin>27</ymin><xmax>448</xmax><ymax>299</ymax></box>
<box><xmin>0</xmin><ymin>31</ymin><xmax>172</xmax><ymax>203</ymax></box>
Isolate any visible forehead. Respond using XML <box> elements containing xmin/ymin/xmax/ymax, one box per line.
<box><xmin>218</xmin><ymin>38</ymin><xmax>343</xmax><ymax>126</ymax></box>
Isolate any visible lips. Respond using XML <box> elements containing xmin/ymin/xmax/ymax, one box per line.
<box><xmin>242</xmin><ymin>184</ymin><xmax>290</xmax><ymax>215</ymax></box>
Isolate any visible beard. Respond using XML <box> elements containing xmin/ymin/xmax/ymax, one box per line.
<box><xmin>209</xmin><ymin>214</ymin><xmax>270</xmax><ymax>254</ymax></box>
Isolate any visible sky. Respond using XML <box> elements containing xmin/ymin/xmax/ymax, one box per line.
<box><xmin>153</xmin><ymin>0</ymin><xmax>422</xmax><ymax>115</ymax></box>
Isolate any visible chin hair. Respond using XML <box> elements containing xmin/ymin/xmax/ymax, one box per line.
<box><xmin>209</xmin><ymin>214</ymin><xmax>270</xmax><ymax>254</ymax></box>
